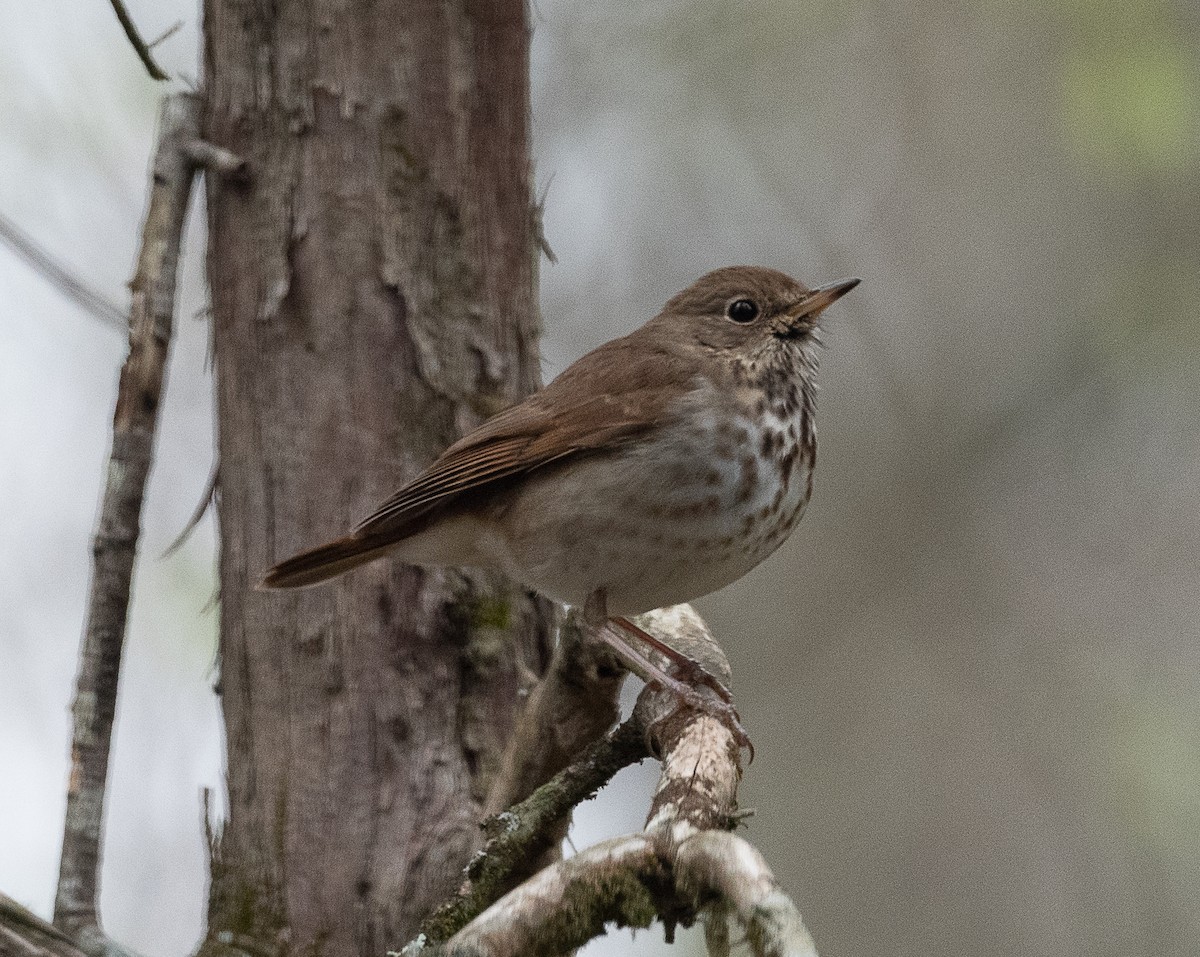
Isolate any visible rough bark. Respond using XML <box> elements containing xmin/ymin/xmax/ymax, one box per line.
<box><xmin>199</xmin><ymin>3</ymin><xmax>551</xmax><ymax>955</ymax></box>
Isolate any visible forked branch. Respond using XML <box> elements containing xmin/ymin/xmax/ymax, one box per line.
<box><xmin>408</xmin><ymin>605</ymin><xmax>821</xmax><ymax>957</ymax></box>
<box><xmin>106</xmin><ymin>0</ymin><xmax>169</xmax><ymax>81</ymax></box>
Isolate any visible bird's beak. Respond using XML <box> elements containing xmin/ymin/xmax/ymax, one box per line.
<box><xmin>790</xmin><ymin>277</ymin><xmax>861</xmax><ymax>320</ymax></box>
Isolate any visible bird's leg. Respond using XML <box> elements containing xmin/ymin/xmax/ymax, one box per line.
<box><xmin>611</xmin><ymin>615</ymin><xmax>736</xmax><ymax>705</ymax></box>
<box><xmin>581</xmin><ymin>591</ymin><xmax>751</xmax><ymax>755</ymax></box>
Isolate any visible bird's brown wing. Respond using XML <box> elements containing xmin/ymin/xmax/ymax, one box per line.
<box><xmin>354</xmin><ymin>388</ymin><xmax>664</xmax><ymax>537</ymax></box>
<box><xmin>262</xmin><ymin>335</ymin><xmax>694</xmax><ymax>588</ymax></box>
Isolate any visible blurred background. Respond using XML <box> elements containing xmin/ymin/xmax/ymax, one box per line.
<box><xmin>2</xmin><ymin>1</ymin><xmax>1198</xmax><ymax>955</ymax></box>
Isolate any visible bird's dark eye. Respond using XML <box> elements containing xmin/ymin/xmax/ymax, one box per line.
<box><xmin>726</xmin><ymin>298</ymin><xmax>759</xmax><ymax>323</ymax></box>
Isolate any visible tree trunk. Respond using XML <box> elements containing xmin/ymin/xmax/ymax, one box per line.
<box><xmin>199</xmin><ymin>2</ymin><xmax>550</xmax><ymax>954</ymax></box>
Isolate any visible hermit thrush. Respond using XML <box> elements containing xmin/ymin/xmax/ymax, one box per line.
<box><xmin>263</xmin><ymin>266</ymin><xmax>857</xmax><ymax>703</ymax></box>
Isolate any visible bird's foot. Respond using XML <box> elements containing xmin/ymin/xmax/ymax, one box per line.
<box><xmin>612</xmin><ymin>615</ymin><xmax>737</xmax><ymax>703</ymax></box>
<box><xmin>607</xmin><ymin>615</ymin><xmax>753</xmax><ymax>760</ymax></box>
<box><xmin>643</xmin><ymin>670</ymin><xmax>755</xmax><ymax>762</ymax></box>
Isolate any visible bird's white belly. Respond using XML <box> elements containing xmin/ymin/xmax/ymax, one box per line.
<box><xmin>492</xmin><ymin>408</ymin><xmax>813</xmax><ymax>616</ymax></box>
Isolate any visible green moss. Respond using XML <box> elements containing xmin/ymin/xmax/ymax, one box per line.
<box><xmin>427</xmin><ymin>866</ymin><xmax>665</xmax><ymax>955</ymax></box>
<box><xmin>526</xmin><ymin>866</ymin><xmax>664</xmax><ymax>956</ymax></box>
<box><xmin>420</xmin><ymin>725</ymin><xmax>651</xmax><ymax>945</ymax></box>
<box><xmin>198</xmin><ymin>782</ymin><xmax>289</xmax><ymax>956</ymax></box>
<box><xmin>567</xmin><ymin>868</ymin><xmax>660</xmax><ymax>931</ymax></box>
<box><xmin>469</xmin><ymin>595</ymin><xmax>511</xmax><ymax>633</ymax></box>
<box><xmin>453</xmin><ymin>590</ymin><xmax>515</xmax><ymax>673</ymax></box>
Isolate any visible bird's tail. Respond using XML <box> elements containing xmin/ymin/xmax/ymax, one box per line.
<box><xmin>260</xmin><ymin>534</ymin><xmax>395</xmax><ymax>589</ymax></box>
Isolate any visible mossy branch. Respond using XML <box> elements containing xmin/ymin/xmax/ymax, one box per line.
<box><xmin>422</xmin><ymin>719</ymin><xmax>648</xmax><ymax>941</ymax></box>
<box><xmin>403</xmin><ymin>605</ymin><xmax>822</xmax><ymax>957</ymax></box>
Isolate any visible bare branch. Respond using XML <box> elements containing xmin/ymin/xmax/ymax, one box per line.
<box><xmin>0</xmin><ymin>211</ymin><xmax>126</xmax><ymax>331</ymax></box>
<box><xmin>105</xmin><ymin>0</ymin><xmax>169</xmax><ymax>81</ymax></box>
<box><xmin>0</xmin><ymin>894</ymin><xmax>149</xmax><ymax>957</ymax></box>
<box><xmin>53</xmin><ymin>93</ymin><xmax>201</xmax><ymax>936</ymax></box>
<box><xmin>675</xmin><ymin>833</ymin><xmax>819</xmax><ymax>957</ymax></box>
<box><xmin>0</xmin><ymin>893</ymin><xmax>85</xmax><ymax>957</ymax></box>
<box><xmin>412</xmin><ymin>836</ymin><xmax>666</xmax><ymax>957</ymax></box>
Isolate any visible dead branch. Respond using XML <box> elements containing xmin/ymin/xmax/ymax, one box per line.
<box><xmin>51</xmin><ymin>93</ymin><xmax>200</xmax><ymax>938</ymax></box>
<box><xmin>405</xmin><ymin>605</ymin><xmax>821</xmax><ymax>957</ymax></box>
<box><xmin>674</xmin><ymin>834</ymin><xmax>819</xmax><ymax>957</ymax></box>
<box><xmin>105</xmin><ymin>0</ymin><xmax>169</xmax><ymax>81</ymax></box>
<box><xmin>422</xmin><ymin>610</ymin><xmax>630</xmax><ymax>933</ymax></box>
<box><xmin>0</xmin><ymin>894</ymin><xmax>86</xmax><ymax>957</ymax></box>
<box><xmin>0</xmin><ymin>893</ymin><xmax>145</xmax><ymax>957</ymax></box>
<box><xmin>0</xmin><ymin>210</ymin><xmax>126</xmax><ymax>330</ymax></box>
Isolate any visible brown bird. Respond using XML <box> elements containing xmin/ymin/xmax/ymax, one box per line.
<box><xmin>264</xmin><ymin>266</ymin><xmax>858</xmax><ymax>713</ymax></box>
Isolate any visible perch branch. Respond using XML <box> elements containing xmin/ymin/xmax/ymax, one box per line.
<box><xmin>674</xmin><ymin>833</ymin><xmax>819</xmax><ymax>957</ymax></box>
<box><xmin>105</xmin><ymin>0</ymin><xmax>169</xmax><ymax>81</ymax></box>
<box><xmin>422</xmin><ymin>609</ymin><xmax>628</xmax><ymax>936</ymax></box>
<box><xmin>406</xmin><ymin>604</ymin><xmax>820</xmax><ymax>957</ymax></box>
<box><xmin>409</xmin><ymin>836</ymin><xmax>666</xmax><ymax>957</ymax></box>
<box><xmin>52</xmin><ymin>93</ymin><xmax>201</xmax><ymax>937</ymax></box>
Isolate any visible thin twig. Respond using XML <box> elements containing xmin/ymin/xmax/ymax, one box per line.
<box><xmin>532</xmin><ymin>176</ymin><xmax>557</xmax><ymax>265</ymax></box>
<box><xmin>106</xmin><ymin>0</ymin><xmax>170</xmax><ymax>81</ymax></box>
<box><xmin>53</xmin><ymin>93</ymin><xmax>201</xmax><ymax>936</ymax></box>
<box><xmin>0</xmin><ymin>211</ymin><xmax>126</xmax><ymax>331</ymax></box>
<box><xmin>147</xmin><ymin>20</ymin><xmax>183</xmax><ymax>49</ymax></box>
<box><xmin>160</xmin><ymin>458</ymin><xmax>219</xmax><ymax>558</ymax></box>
